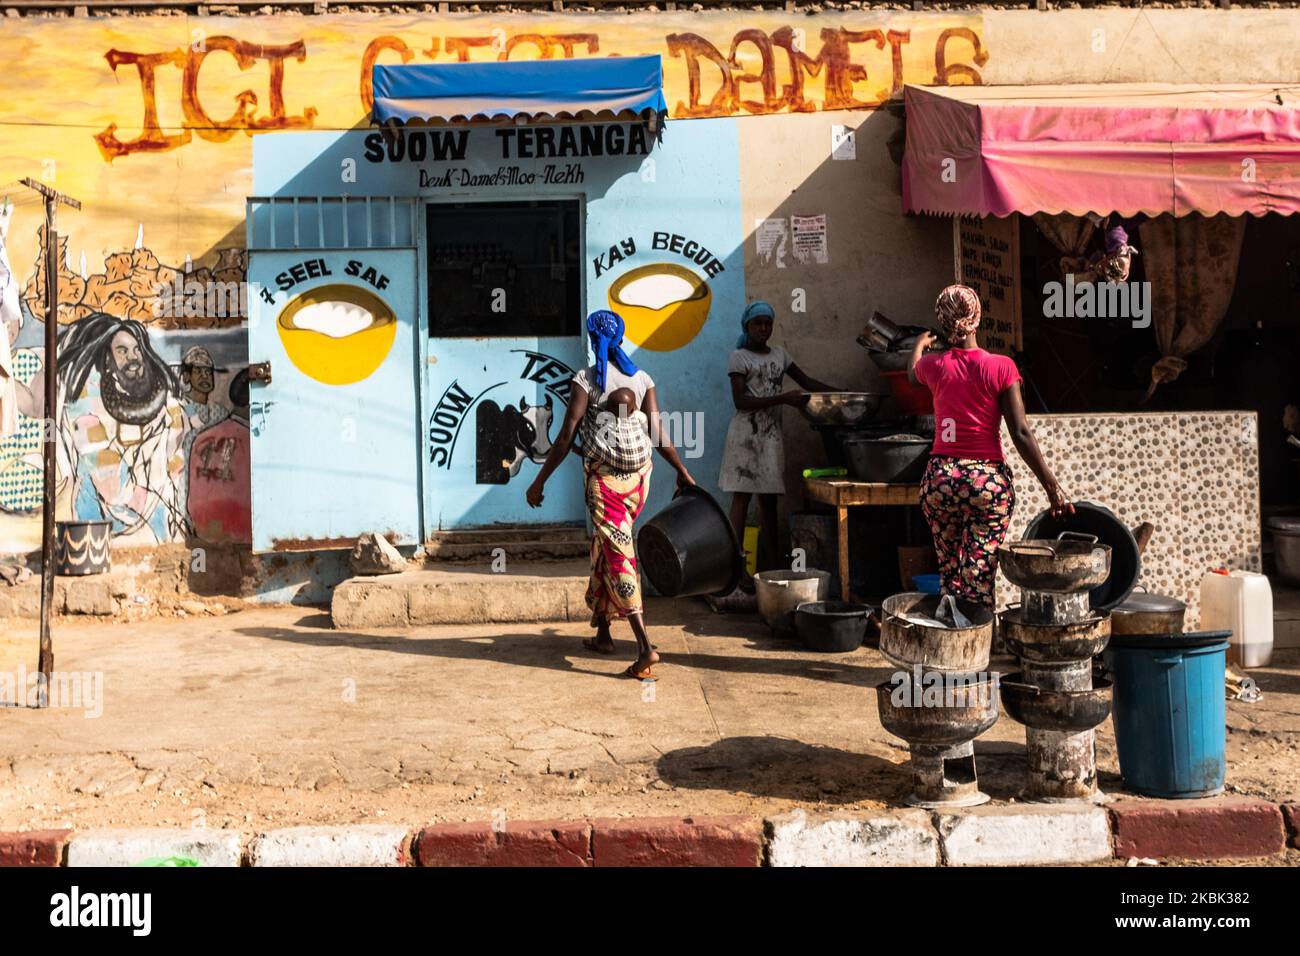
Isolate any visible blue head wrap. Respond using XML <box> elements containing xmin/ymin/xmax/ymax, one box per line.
<box><xmin>737</xmin><ymin>300</ymin><xmax>776</xmax><ymax>348</ymax></box>
<box><xmin>586</xmin><ymin>310</ymin><xmax>639</xmax><ymax>392</ymax></box>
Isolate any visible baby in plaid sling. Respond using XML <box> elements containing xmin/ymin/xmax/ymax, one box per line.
<box><xmin>582</xmin><ymin>387</ymin><xmax>652</xmax><ymax>472</ymax></box>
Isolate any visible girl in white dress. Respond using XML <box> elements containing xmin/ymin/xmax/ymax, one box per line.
<box><xmin>719</xmin><ymin>300</ymin><xmax>837</xmax><ymax>582</ymax></box>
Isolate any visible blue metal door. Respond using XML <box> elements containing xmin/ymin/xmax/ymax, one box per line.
<box><xmin>247</xmin><ymin>248</ymin><xmax>420</xmax><ymax>551</ymax></box>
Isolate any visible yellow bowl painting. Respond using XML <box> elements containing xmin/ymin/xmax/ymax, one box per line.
<box><xmin>608</xmin><ymin>263</ymin><xmax>711</xmax><ymax>352</ymax></box>
<box><xmin>276</xmin><ymin>284</ymin><xmax>397</xmax><ymax>386</ymax></box>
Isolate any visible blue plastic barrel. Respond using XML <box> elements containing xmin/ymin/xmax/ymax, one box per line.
<box><xmin>1103</xmin><ymin>631</ymin><xmax>1230</xmax><ymax>798</ymax></box>
<box><xmin>912</xmin><ymin>574</ymin><xmax>941</xmax><ymax>595</ymax></box>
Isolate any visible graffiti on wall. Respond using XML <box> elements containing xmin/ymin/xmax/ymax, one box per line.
<box><xmin>476</xmin><ymin>397</ymin><xmax>555</xmax><ymax>485</ymax></box>
<box><xmin>597</xmin><ymin>230</ymin><xmax>725</xmax><ymax>352</ymax></box>
<box><xmin>0</xmin><ymin>222</ymin><xmax>252</xmax><ymax>551</ymax></box>
<box><xmin>0</xmin><ymin>11</ymin><xmax>987</xmax><ymax>550</ymax></box>
<box><xmin>272</xmin><ymin>263</ymin><xmax>398</xmax><ymax>386</ymax></box>
<box><xmin>74</xmin><ymin>14</ymin><xmax>986</xmax><ymax>165</ymax></box>
<box><xmin>429</xmin><ymin>349</ymin><xmax>574</xmax><ymax>485</ymax></box>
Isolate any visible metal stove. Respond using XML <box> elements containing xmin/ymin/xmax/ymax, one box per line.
<box><xmin>997</xmin><ymin>535</ymin><xmax>1114</xmax><ymax>801</ymax></box>
<box><xmin>877</xmin><ymin>593</ymin><xmax>998</xmax><ymax>807</ymax></box>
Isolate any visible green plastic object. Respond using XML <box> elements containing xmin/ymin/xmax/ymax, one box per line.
<box><xmin>802</xmin><ymin>466</ymin><xmax>848</xmax><ymax>479</ymax></box>
<box><xmin>134</xmin><ymin>856</ymin><xmax>200</xmax><ymax>867</ymax></box>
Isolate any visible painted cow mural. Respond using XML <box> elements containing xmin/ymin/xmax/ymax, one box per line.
<box><xmin>475</xmin><ymin>395</ymin><xmax>554</xmax><ymax>485</ymax></box>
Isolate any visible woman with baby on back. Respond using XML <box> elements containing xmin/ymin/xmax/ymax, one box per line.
<box><xmin>527</xmin><ymin>310</ymin><xmax>696</xmax><ymax>681</ymax></box>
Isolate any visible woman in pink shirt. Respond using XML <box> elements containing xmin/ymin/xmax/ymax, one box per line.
<box><xmin>908</xmin><ymin>285</ymin><xmax>1072</xmax><ymax>608</ymax></box>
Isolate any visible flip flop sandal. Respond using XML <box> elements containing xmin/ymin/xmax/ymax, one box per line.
<box><xmin>582</xmin><ymin>637</ymin><xmax>616</xmax><ymax>655</ymax></box>
<box><xmin>623</xmin><ymin>664</ymin><xmax>656</xmax><ymax>682</ymax></box>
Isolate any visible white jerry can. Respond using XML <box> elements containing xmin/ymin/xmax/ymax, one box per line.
<box><xmin>1199</xmin><ymin>569</ymin><xmax>1273</xmax><ymax>668</ymax></box>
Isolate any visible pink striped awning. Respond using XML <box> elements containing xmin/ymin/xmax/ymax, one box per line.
<box><xmin>901</xmin><ymin>83</ymin><xmax>1300</xmax><ymax>218</ymax></box>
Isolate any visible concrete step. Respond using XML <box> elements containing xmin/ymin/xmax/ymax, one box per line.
<box><xmin>424</xmin><ymin>539</ymin><xmax>590</xmax><ymax>561</ymax></box>
<box><xmin>332</xmin><ymin>559</ymin><xmax>591</xmax><ymax>629</ymax></box>
<box><xmin>423</xmin><ymin>526</ymin><xmax>588</xmax><ymax>561</ymax></box>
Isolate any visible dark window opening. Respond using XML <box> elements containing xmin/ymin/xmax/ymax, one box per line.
<box><xmin>426</xmin><ymin>200</ymin><xmax>582</xmax><ymax>338</ymax></box>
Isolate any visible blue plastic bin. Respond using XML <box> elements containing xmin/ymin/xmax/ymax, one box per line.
<box><xmin>912</xmin><ymin>574</ymin><xmax>941</xmax><ymax>595</ymax></box>
<box><xmin>1103</xmin><ymin>631</ymin><xmax>1230</xmax><ymax>798</ymax></box>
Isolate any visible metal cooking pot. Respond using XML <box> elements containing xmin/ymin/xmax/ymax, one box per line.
<box><xmin>797</xmin><ymin>392</ymin><xmax>886</xmax><ymax>427</ymax></box>
<box><xmin>1109</xmin><ymin>588</ymin><xmax>1186</xmax><ymax>635</ymax></box>
<box><xmin>998</xmin><ymin>533</ymin><xmax>1111</xmax><ymax>593</ymax></box>
<box><xmin>880</xmin><ymin>592</ymin><xmax>994</xmax><ymax>673</ymax></box>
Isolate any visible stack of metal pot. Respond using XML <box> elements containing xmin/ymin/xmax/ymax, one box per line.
<box><xmin>997</xmin><ymin>534</ymin><xmax>1114</xmax><ymax>801</ymax></box>
<box><xmin>876</xmin><ymin>592</ymin><xmax>998</xmax><ymax>807</ymax></box>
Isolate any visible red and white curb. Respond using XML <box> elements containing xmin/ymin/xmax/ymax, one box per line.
<box><xmin>2</xmin><ymin>800</ymin><xmax>1295</xmax><ymax>867</ymax></box>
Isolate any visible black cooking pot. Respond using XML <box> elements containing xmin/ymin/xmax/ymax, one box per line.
<box><xmin>794</xmin><ymin>600</ymin><xmax>872</xmax><ymax>652</ymax></box>
<box><xmin>1025</xmin><ymin>502</ymin><xmax>1140</xmax><ymax>612</ymax></box>
<box><xmin>842</xmin><ymin>437</ymin><xmax>930</xmax><ymax>483</ymax></box>
<box><xmin>638</xmin><ymin>486</ymin><xmax>743</xmax><ymax>598</ymax></box>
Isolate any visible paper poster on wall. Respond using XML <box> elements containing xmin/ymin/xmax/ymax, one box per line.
<box><xmin>791</xmin><ymin>215</ymin><xmax>829</xmax><ymax>265</ymax></box>
<box><xmin>956</xmin><ymin>214</ymin><xmax>1021</xmax><ymax>355</ymax></box>
<box><xmin>755</xmin><ymin>218</ymin><xmax>789</xmax><ymax>268</ymax></box>
<box><xmin>831</xmin><ymin>125</ymin><xmax>856</xmax><ymax>161</ymax></box>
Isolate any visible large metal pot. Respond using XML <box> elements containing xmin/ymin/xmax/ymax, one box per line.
<box><xmin>880</xmin><ymin>592</ymin><xmax>994</xmax><ymax>674</ymax></box>
<box><xmin>1109</xmin><ymin>589</ymin><xmax>1186</xmax><ymax>635</ymax></box>
<box><xmin>999</xmin><ymin>675</ymin><xmax>1113</xmax><ymax>733</ymax></box>
<box><xmin>877</xmin><ymin>674</ymin><xmax>999</xmax><ymax>746</ymax></box>
<box><xmin>754</xmin><ymin>569</ymin><xmax>831</xmax><ymax>637</ymax></box>
<box><xmin>998</xmin><ymin>534</ymin><xmax>1111</xmax><ymax>593</ymax></box>
<box><xmin>999</xmin><ymin>607</ymin><xmax>1112</xmax><ymax>661</ymax></box>
<box><xmin>797</xmin><ymin>392</ymin><xmax>886</xmax><ymax>427</ymax></box>
<box><xmin>842</xmin><ymin>436</ymin><xmax>930</xmax><ymax>483</ymax></box>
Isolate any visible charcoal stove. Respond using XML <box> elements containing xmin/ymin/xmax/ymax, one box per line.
<box><xmin>997</xmin><ymin>536</ymin><xmax>1114</xmax><ymax>802</ymax></box>
<box><xmin>877</xmin><ymin>672</ymin><xmax>999</xmax><ymax>807</ymax></box>
<box><xmin>876</xmin><ymin>596</ymin><xmax>998</xmax><ymax>807</ymax></box>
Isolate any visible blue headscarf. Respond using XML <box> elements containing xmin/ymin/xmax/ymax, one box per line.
<box><xmin>586</xmin><ymin>310</ymin><xmax>639</xmax><ymax>392</ymax></box>
<box><xmin>737</xmin><ymin>300</ymin><xmax>776</xmax><ymax>348</ymax></box>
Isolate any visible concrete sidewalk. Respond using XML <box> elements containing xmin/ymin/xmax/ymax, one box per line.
<box><xmin>1</xmin><ymin>600</ymin><xmax>1298</xmax><ymax>835</ymax></box>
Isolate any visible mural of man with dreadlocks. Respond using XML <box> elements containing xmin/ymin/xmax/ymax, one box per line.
<box><xmin>56</xmin><ymin>311</ymin><xmax>189</xmax><ymax>544</ymax></box>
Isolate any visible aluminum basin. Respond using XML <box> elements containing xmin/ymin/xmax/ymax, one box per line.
<box><xmin>797</xmin><ymin>392</ymin><xmax>885</xmax><ymax>427</ymax></box>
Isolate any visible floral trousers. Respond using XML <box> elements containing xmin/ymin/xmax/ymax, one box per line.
<box><xmin>918</xmin><ymin>455</ymin><xmax>1016</xmax><ymax>608</ymax></box>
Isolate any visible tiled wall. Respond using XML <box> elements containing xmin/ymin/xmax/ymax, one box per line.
<box><xmin>998</xmin><ymin>412</ymin><xmax>1261</xmax><ymax>629</ymax></box>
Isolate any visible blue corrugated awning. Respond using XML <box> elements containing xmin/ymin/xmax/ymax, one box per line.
<box><xmin>371</xmin><ymin>56</ymin><xmax>667</xmax><ymax>126</ymax></box>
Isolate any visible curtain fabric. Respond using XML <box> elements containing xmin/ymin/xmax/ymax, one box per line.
<box><xmin>1141</xmin><ymin>213</ymin><xmax>1247</xmax><ymax>399</ymax></box>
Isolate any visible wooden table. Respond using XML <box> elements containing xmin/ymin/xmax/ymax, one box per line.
<box><xmin>802</xmin><ymin>478</ymin><xmax>922</xmax><ymax>601</ymax></box>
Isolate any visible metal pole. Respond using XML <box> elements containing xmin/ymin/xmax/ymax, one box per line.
<box><xmin>19</xmin><ymin>177</ymin><xmax>80</xmax><ymax>710</ymax></box>
<box><xmin>37</xmin><ymin>202</ymin><xmax>57</xmax><ymax>707</ymax></box>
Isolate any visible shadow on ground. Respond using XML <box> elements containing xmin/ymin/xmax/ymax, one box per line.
<box><xmin>240</xmin><ymin>615</ymin><xmax>894</xmax><ymax>687</ymax></box>
<box><xmin>656</xmin><ymin>735</ymin><xmax>911</xmax><ymax>805</ymax></box>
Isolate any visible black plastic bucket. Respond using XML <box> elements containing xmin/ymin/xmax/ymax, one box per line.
<box><xmin>795</xmin><ymin>600</ymin><xmax>872</xmax><ymax>652</ymax></box>
<box><xmin>638</xmin><ymin>485</ymin><xmax>743</xmax><ymax>598</ymax></box>
<box><xmin>55</xmin><ymin>520</ymin><xmax>112</xmax><ymax>576</ymax></box>
<box><xmin>1025</xmin><ymin>501</ymin><xmax>1140</xmax><ymax>612</ymax></box>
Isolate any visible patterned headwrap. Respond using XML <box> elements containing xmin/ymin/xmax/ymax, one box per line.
<box><xmin>934</xmin><ymin>284</ymin><xmax>982</xmax><ymax>345</ymax></box>
<box><xmin>737</xmin><ymin>300</ymin><xmax>776</xmax><ymax>348</ymax></box>
<box><xmin>586</xmin><ymin>310</ymin><xmax>639</xmax><ymax>392</ymax></box>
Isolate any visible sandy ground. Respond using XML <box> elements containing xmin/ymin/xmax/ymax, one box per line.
<box><xmin>0</xmin><ymin>599</ymin><xmax>1297</xmax><ymax>835</ymax></box>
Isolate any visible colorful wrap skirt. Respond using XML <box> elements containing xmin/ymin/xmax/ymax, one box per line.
<box><xmin>918</xmin><ymin>455</ymin><xmax>1016</xmax><ymax>608</ymax></box>
<box><xmin>584</xmin><ymin>456</ymin><xmax>653</xmax><ymax>625</ymax></box>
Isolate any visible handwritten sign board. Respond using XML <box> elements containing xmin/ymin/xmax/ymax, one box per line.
<box><xmin>955</xmin><ymin>215</ymin><xmax>1021</xmax><ymax>355</ymax></box>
